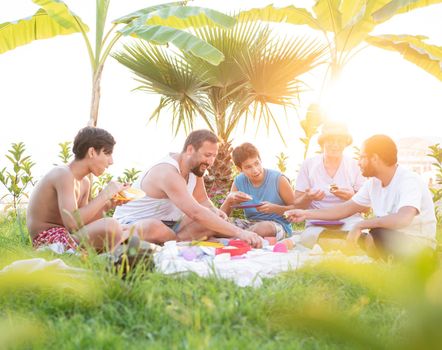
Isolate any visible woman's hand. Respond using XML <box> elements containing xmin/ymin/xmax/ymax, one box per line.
<box><xmin>304</xmin><ymin>188</ymin><xmax>325</xmax><ymax>202</ymax></box>
<box><xmin>331</xmin><ymin>187</ymin><xmax>355</xmax><ymax>201</ymax></box>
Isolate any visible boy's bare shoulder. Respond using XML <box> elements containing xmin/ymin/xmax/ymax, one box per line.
<box><xmin>45</xmin><ymin>166</ymin><xmax>75</xmax><ymax>184</ymax></box>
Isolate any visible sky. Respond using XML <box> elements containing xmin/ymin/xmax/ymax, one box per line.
<box><xmin>1</xmin><ymin>0</ymin><xmax>442</xmax><ymax>190</ymax></box>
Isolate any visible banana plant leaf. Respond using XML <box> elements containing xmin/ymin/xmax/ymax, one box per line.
<box><xmin>119</xmin><ymin>25</ymin><xmax>225</xmax><ymax>65</ymax></box>
<box><xmin>0</xmin><ymin>0</ymin><xmax>88</xmax><ymax>55</ymax></box>
<box><xmin>117</xmin><ymin>5</ymin><xmax>236</xmax><ymax>65</ymax></box>
<box><xmin>339</xmin><ymin>0</ymin><xmax>367</xmax><ymax>28</ymax></box>
<box><xmin>366</xmin><ymin>34</ymin><xmax>442</xmax><ymax>81</ymax></box>
<box><xmin>131</xmin><ymin>6</ymin><xmax>236</xmax><ymax>29</ymax></box>
<box><xmin>113</xmin><ymin>2</ymin><xmax>187</xmax><ymax>24</ymax></box>
<box><xmin>372</xmin><ymin>0</ymin><xmax>442</xmax><ymax>22</ymax></box>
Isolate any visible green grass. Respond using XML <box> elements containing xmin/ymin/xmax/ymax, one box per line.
<box><xmin>1</xmin><ymin>215</ymin><xmax>442</xmax><ymax>350</ymax></box>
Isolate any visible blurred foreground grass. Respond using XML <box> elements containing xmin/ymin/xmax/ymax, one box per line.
<box><xmin>1</xmin><ymin>215</ymin><xmax>441</xmax><ymax>349</ymax></box>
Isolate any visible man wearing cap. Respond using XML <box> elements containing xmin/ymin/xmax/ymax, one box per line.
<box><xmin>286</xmin><ymin>134</ymin><xmax>436</xmax><ymax>259</ymax></box>
<box><xmin>292</xmin><ymin>121</ymin><xmax>365</xmax><ymax>247</ymax></box>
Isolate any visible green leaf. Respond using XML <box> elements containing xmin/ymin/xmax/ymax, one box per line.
<box><xmin>113</xmin><ymin>41</ymin><xmax>211</xmax><ymax>133</ymax></box>
<box><xmin>32</xmin><ymin>0</ymin><xmax>86</xmax><ymax>29</ymax></box>
<box><xmin>313</xmin><ymin>0</ymin><xmax>342</xmax><ymax>33</ymax></box>
<box><xmin>372</xmin><ymin>0</ymin><xmax>442</xmax><ymax>22</ymax></box>
<box><xmin>235</xmin><ymin>4</ymin><xmax>319</xmax><ymax>30</ymax></box>
<box><xmin>0</xmin><ymin>5</ymin><xmax>88</xmax><ymax>54</ymax></box>
<box><xmin>139</xmin><ymin>6</ymin><xmax>236</xmax><ymax>30</ymax></box>
<box><xmin>113</xmin><ymin>2</ymin><xmax>185</xmax><ymax>24</ymax></box>
<box><xmin>95</xmin><ymin>0</ymin><xmax>110</xmax><ymax>60</ymax></box>
<box><xmin>339</xmin><ymin>0</ymin><xmax>367</xmax><ymax>28</ymax></box>
<box><xmin>119</xmin><ymin>25</ymin><xmax>225</xmax><ymax>65</ymax></box>
<box><xmin>366</xmin><ymin>34</ymin><xmax>442</xmax><ymax>81</ymax></box>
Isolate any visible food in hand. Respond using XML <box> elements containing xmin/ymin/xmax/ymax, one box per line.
<box><xmin>329</xmin><ymin>184</ymin><xmax>338</xmax><ymax>192</ymax></box>
<box><xmin>113</xmin><ymin>187</ymin><xmax>145</xmax><ymax>203</ymax></box>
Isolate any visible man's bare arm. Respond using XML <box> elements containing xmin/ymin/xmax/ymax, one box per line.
<box><xmin>285</xmin><ymin>200</ymin><xmax>367</xmax><ymax>222</ymax></box>
<box><xmin>354</xmin><ymin>206</ymin><xmax>418</xmax><ymax>230</ymax></box>
<box><xmin>55</xmin><ymin>173</ymin><xmax>124</xmax><ymax>231</ymax></box>
<box><xmin>193</xmin><ymin>176</ymin><xmax>213</xmax><ymax>208</ymax></box>
<box><xmin>160</xmin><ymin>171</ymin><xmax>242</xmax><ymax>237</ymax></box>
<box><xmin>220</xmin><ymin>183</ymin><xmax>237</xmax><ymax>216</ymax></box>
<box><xmin>192</xmin><ymin>177</ymin><xmax>227</xmax><ymax>218</ymax></box>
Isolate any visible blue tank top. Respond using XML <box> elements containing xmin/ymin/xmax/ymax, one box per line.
<box><xmin>234</xmin><ymin>169</ymin><xmax>292</xmax><ymax>235</ymax></box>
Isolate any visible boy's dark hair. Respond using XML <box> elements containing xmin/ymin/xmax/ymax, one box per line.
<box><xmin>364</xmin><ymin>134</ymin><xmax>397</xmax><ymax>166</ymax></box>
<box><xmin>182</xmin><ymin>129</ymin><xmax>218</xmax><ymax>152</ymax></box>
<box><xmin>232</xmin><ymin>143</ymin><xmax>260</xmax><ymax>168</ymax></box>
<box><xmin>73</xmin><ymin>127</ymin><xmax>116</xmax><ymax>160</ymax></box>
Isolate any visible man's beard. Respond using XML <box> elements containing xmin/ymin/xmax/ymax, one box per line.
<box><xmin>190</xmin><ymin>163</ymin><xmax>209</xmax><ymax>177</ymax></box>
<box><xmin>361</xmin><ymin>162</ymin><xmax>375</xmax><ymax>177</ymax></box>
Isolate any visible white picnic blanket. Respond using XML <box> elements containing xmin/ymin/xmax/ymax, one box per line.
<box><xmin>154</xmin><ymin>240</ymin><xmax>372</xmax><ymax>287</ymax></box>
<box><xmin>0</xmin><ymin>258</ymin><xmax>84</xmax><ymax>274</ymax></box>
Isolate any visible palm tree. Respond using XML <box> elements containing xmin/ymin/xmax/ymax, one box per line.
<box><xmin>0</xmin><ymin>0</ymin><xmax>236</xmax><ymax>126</ymax></box>
<box><xmin>113</xmin><ymin>16</ymin><xmax>326</xmax><ymax>194</ymax></box>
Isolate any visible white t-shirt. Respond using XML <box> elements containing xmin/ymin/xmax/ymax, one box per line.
<box><xmin>352</xmin><ymin>165</ymin><xmax>436</xmax><ymax>246</ymax></box>
<box><xmin>295</xmin><ymin>154</ymin><xmax>365</xmax><ymax>228</ymax></box>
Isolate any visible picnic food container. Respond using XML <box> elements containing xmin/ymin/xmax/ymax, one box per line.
<box><xmin>113</xmin><ymin>187</ymin><xmax>145</xmax><ymax>202</ymax></box>
<box><xmin>273</xmin><ymin>242</ymin><xmax>288</xmax><ymax>253</ymax></box>
<box><xmin>215</xmin><ymin>240</ymin><xmax>251</xmax><ymax>256</ymax></box>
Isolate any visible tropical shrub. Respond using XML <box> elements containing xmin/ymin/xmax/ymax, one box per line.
<box><xmin>55</xmin><ymin>141</ymin><xmax>73</xmax><ymax>165</ymax></box>
<box><xmin>299</xmin><ymin>103</ymin><xmax>324</xmax><ymax>160</ymax></box>
<box><xmin>427</xmin><ymin>144</ymin><xmax>442</xmax><ymax>222</ymax></box>
<box><xmin>117</xmin><ymin>168</ymin><xmax>141</xmax><ymax>185</ymax></box>
<box><xmin>276</xmin><ymin>152</ymin><xmax>289</xmax><ymax>174</ymax></box>
<box><xmin>91</xmin><ymin>173</ymin><xmax>114</xmax><ymax>200</ymax></box>
<box><xmin>0</xmin><ymin>142</ymin><xmax>35</xmax><ymax>216</ymax></box>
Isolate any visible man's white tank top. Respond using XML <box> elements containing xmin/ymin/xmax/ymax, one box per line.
<box><xmin>113</xmin><ymin>154</ymin><xmax>197</xmax><ymax>224</ymax></box>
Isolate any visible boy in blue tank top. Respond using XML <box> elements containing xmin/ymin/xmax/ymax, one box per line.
<box><xmin>220</xmin><ymin>143</ymin><xmax>295</xmax><ymax>239</ymax></box>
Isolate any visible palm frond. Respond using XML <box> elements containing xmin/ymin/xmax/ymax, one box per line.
<box><xmin>112</xmin><ymin>41</ymin><xmax>213</xmax><ymax>132</ymax></box>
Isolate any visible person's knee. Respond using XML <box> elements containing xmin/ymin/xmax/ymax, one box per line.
<box><xmin>135</xmin><ymin>219</ymin><xmax>175</xmax><ymax>244</ymax></box>
<box><xmin>249</xmin><ymin>221</ymin><xmax>275</xmax><ymax>237</ymax></box>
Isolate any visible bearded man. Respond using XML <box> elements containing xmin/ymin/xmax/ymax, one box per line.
<box><xmin>285</xmin><ymin>134</ymin><xmax>436</xmax><ymax>259</ymax></box>
<box><xmin>114</xmin><ymin>129</ymin><xmax>262</xmax><ymax>247</ymax></box>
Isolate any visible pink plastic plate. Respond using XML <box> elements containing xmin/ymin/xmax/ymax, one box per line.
<box><xmin>231</xmin><ymin>203</ymin><xmax>264</xmax><ymax>209</ymax></box>
<box><xmin>311</xmin><ymin>220</ymin><xmax>344</xmax><ymax>226</ymax></box>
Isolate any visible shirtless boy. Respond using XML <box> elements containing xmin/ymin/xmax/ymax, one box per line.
<box><xmin>27</xmin><ymin>127</ymin><xmax>128</xmax><ymax>251</ymax></box>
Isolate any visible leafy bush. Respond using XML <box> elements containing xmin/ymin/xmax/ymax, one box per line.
<box><xmin>299</xmin><ymin>103</ymin><xmax>324</xmax><ymax>159</ymax></box>
<box><xmin>117</xmin><ymin>168</ymin><xmax>141</xmax><ymax>185</ymax></box>
<box><xmin>55</xmin><ymin>141</ymin><xmax>73</xmax><ymax>165</ymax></box>
<box><xmin>427</xmin><ymin>144</ymin><xmax>442</xmax><ymax>222</ymax></box>
<box><xmin>0</xmin><ymin>142</ymin><xmax>35</xmax><ymax>216</ymax></box>
<box><xmin>276</xmin><ymin>152</ymin><xmax>289</xmax><ymax>174</ymax></box>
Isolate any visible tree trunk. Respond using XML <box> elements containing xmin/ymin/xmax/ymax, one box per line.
<box><xmin>204</xmin><ymin>139</ymin><xmax>234</xmax><ymax>199</ymax></box>
<box><xmin>88</xmin><ymin>65</ymin><xmax>104</xmax><ymax>127</ymax></box>
<box><xmin>87</xmin><ymin>66</ymin><xmax>104</xmax><ymax>200</ymax></box>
